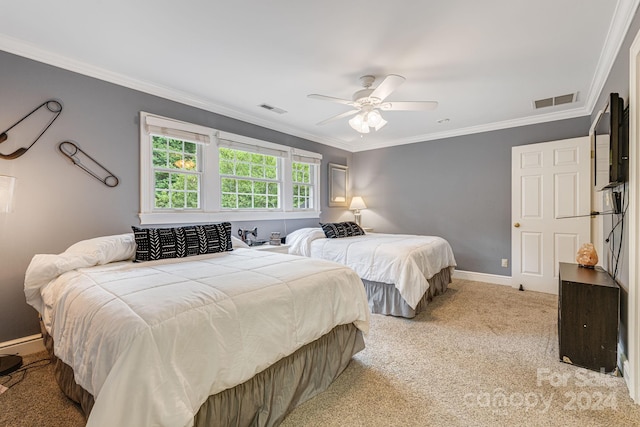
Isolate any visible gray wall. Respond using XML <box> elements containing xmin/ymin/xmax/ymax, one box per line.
<box><xmin>0</xmin><ymin>51</ymin><xmax>351</xmax><ymax>342</ymax></box>
<box><xmin>352</xmin><ymin>117</ymin><xmax>591</xmax><ymax>275</ymax></box>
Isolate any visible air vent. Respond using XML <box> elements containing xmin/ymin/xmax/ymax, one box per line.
<box><xmin>533</xmin><ymin>93</ymin><xmax>578</xmax><ymax>109</ymax></box>
<box><xmin>258</xmin><ymin>103</ymin><xmax>287</xmax><ymax>114</ymax></box>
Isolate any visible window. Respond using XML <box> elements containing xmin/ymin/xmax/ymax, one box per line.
<box><xmin>292</xmin><ymin>161</ymin><xmax>314</xmax><ymax>209</ymax></box>
<box><xmin>139</xmin><ymin>112</ymin><xmax>322</xmax><ymax>224</ymax></box>
<box><xmin>152</xmin><ymin>136</ymin><xmax>200</xmax><ymax>209</ymax></box>
<box><xmin>219</xmin><ymin>147</ymin><xmax>280</xmax><ymax>209</ymax></box>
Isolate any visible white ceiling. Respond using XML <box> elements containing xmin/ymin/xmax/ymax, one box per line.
<box><xmin>1</xmin><ymin>1</ymin><xmax>638</xmax><ymax>152</ymax></box>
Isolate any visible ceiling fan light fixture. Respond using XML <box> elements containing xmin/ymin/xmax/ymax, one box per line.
<box><xmin>309</xmin><ymin>74</ymin><xmax>438</xmax><ymax>133</ymax></box>
<box><xmin>349</xmin><ymin>113</ymin><xmax>363</xmax><ymax>128</ymax></box>
<box><xmin>374</xmin><ymin>117</ymin><xmax>387</xmax><ymax>131</ymax></box>
<box><xmin>349</xmin><ymin>109</ymin><xmax>386</xmax><ymax>134</ymax></box>
<box><xmin>349</xmin><ymin>114</ymin><xmax>370</xmax><ymax>133</ymax></box>
<box><xmin>366</xmin><ymin>109</ymin><xmax>382</xmax><ymax>127</ymax></box>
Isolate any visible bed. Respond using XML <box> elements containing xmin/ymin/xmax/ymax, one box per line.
<box><xmin>286</xmin><ymin>225</ymin><xmax>457</xmax><ymax>318</ymax></box>
<box><xmin>24</xmin><ymin>228</ymin><xmax>370</xmax><ymax>427</ymax></box>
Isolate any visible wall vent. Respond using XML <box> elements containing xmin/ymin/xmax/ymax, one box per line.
<box><xmin>259</xmin><ymin>103</ymin><xmax>287</xmax><ymax>114</ymax></box>
<box><xmin>533</xmin><ymin>93</ymin><xmax>578</xmax><ymax>109</ymax></box>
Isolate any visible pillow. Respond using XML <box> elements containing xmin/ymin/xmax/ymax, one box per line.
<box><xmin>231</xmin><ymin>235</ymin><xmax>250</xmax><ymax>249</ymax></box>
<box><xmin>131</xmin><ymin>222</ymin><xmax>232</xmax><ymax>262</ymax></box>
<box><xmin>320</xmin><ymin>221</ymin><xmax>366</xmax><ymax>239</ymax></box>
<box><xmin>65</xmin><ymin>233</ymin><xmax>137</xmax><ymax>263</ymax></box>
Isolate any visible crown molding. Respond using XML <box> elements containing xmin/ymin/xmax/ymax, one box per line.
<box><xmin>0</xmin><ymin>35</ymin><xmax>355</xmax><ymax>153</ymax></box>
<box><xmin>584</xmin><ymin>0</ymin><xmax>640</xmax><ymax>113</ymax></box>
<box><xmin>349</xmin><ymin>107</ymin><xmax>591</xmax><ymax>152</ymax></box>
<box><xmin>1</xmin><ymin>0</ymin><xmax>638</xmax><ymax>155</ymax></box>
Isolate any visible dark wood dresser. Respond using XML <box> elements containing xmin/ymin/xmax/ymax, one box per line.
<box><xmin>558</xmin><ymin>262</ymin><xmax>619</xmax><ymax>373</ymax></box>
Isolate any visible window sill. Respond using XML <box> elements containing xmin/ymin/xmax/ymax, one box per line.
<box><xmin>139</xmin><ymin>210</ymin><xmax>321</xmax><ymax>225</ymax></box>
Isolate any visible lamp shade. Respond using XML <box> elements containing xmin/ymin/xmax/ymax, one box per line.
<box><xmin>349</xmin><ymin>196</ymin><xmax>367</xmax><ymax>210</ymax></box>
<box><xmin>348</xmin><ymin>114</ymin><xmax>369</xmax><ymax>133</ymax></box>
<box><xmin>0</xmin><ymin>175</ymin><xmax>16</xmax><ymax>213</ymax></box>
<box><xmin>348</xmin><ymin>109</ymin><xmax>387</xmax><ymax>134</ymax></box>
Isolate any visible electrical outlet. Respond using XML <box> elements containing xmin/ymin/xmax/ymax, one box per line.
<box><xmin>501</xmin><ymin>258</ymin><xmax>509</xmax><ymax>268</ymax></box>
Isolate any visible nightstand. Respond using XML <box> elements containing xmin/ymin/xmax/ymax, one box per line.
<box><xmin>558</xmin><ymin>262</ymin><xmax>619</xmax><ymax>373</ymax></box>
<box><xmin>251</xmin><ymin>244</ymin><xmax>290</xmax><ymax>254</ymax></box>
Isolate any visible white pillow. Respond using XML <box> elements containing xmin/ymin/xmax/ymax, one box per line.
<box><xmin>65</xmin><ymin>233</ymin><xmax>136</xmax><ymax>263</ymax></box>
<box><xmin>25</xmin><ymin>233</ymin><xmax>136</xmax><ymax>316</ymax></box>
<box><xmin>231</xmin><ymin>235</ymin><xmax>251</xmax><ymax>249</ymax></box>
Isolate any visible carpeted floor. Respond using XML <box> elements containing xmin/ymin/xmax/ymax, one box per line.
<box><xmin>1</xmin><ymin>279</ymin><xmax>639</xmax><ymax>426</ymax></box>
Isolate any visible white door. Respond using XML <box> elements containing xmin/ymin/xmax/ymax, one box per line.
<box><xmin>512</xmin><ymin>137</ymin><xmax>591</xmax><ymax>294</ymax></box>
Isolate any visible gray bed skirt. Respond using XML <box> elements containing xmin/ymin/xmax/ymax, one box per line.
<box><xmin>42</xmin><ymin>322</ymin><xmax>364</xmax><ymax>426</ymax></box>
<box><xmin>362</xmin><ymin>267</ymin><xmax>452</xmax><ymax>318</ymax></box>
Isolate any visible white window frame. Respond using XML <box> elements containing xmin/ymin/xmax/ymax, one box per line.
<box><xmin>291</xmin><ymin>154</ymin><xmax>320</xmax><ymax>212</ymax></box>
<box><xmin>139</xmin><ymin>112</ymin><xmax>322</xmax><ymax>225</ymax></box>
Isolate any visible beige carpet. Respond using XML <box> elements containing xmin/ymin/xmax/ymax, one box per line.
<box><xmin>1</xmin><ymin>279</ymin><xmax>639</xmax><ymax>426</ymax></box>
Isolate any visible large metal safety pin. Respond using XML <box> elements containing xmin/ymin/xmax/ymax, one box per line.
<box><xmin>0</xmin><ymin>100</ymin><xmax>63</xmax><ymax>160</ymax></box>
<box><xmin>58</xmin><ymin>141</ymin><xmax>119</xmax><ymax>187</ymax></box>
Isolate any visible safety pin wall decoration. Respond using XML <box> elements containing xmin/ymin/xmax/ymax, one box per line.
<box><xmin>58</xmin><ymin>141</ymin><xmax>119</xmax><ymax>188</ymax></box>
<box><xmin>0</xmin><ymin>100</ymin><xmax>63</xmax><ymax>160</ymax></box>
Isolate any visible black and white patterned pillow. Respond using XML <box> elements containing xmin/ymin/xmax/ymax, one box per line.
<box><xmin>344</xmin><ymin>221</ymin><xmax>366</xmax><ymax>236</ymax></box>
<box><xmin>320</xmin><ymin>221</ymin><xmax>366</xmax><ymax>239</ymax></box>
<box><xmin>132</xmin><ymin>222</ymin><xmax>232</xmax><ymax>262</ymax></box>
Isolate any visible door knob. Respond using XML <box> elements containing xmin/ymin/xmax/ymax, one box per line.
<box><xmin>514</xmin><ymin>222</ymin><xmax>520</xmax><ymax>228</ymax></box>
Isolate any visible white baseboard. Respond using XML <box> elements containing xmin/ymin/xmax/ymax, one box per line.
<box><xmin>618</xmin><ymin>344</ymin><xmax>627</xmax><ymax>376</ymax></box>
<box><xmin>453</xmin><ymin>270</ymin><xmax>514</xmax><ymax>287</ymax></box>
<box><xmin>619</xmin><ymin>345</ymin><xmax>633</xmax><ymax>390</ymax></box>
<box><xmin>0</xmin><ymin>334</ymin><xmax>45</xmax><ymax>356</ymax></box>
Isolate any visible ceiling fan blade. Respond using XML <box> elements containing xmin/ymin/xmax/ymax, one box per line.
<box><xmin>316</xmin><ymin>109</ymin><xmax>360</xmax><ymax>126</ymax></box>
<box><xmin>380</xmin><ymin>101</ymin><xmax>439</xmax><ymax>111</ymax></box>
<box><xmin>370</xmin><ymin>74</ymin><xmax>406</xmax><ymax>101</ymax></box>
<box><xmin>307</xmin><ymin>94</ymin><xmax>354</xmax><ymax>106</ymax></box>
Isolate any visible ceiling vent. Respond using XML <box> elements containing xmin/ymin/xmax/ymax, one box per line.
<box><xmin>533</xmin><ymin>93</ymin><xmax>578</xmax><ymax>109</ymax></box>
<box><xmin>259</xmin><ymin>103</ymin><xmax>287</xmax><ymax>114</ymax></box>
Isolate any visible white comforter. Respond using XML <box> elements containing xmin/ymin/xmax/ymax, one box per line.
<box><xmin>24</xmin><ymin>247</ymin><xmax>369</xmax><ymax>427</ymax></box>
<box><xmin>287</xmin><ymin>228</ymin><xmax>457</xmax><ymax>309</ymax></box>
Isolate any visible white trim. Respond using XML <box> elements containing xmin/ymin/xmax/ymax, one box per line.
<box><xmin>144</xmin><ymin>114</ymin><xmax>212</xmax><ymax>144</ymax></box>
<box><xmin>0</xmin><ymin>334</ymin><xmax>45</xmax><ymax>356</ymax></box>
<box><xmin>291</xmin><ymin>147</ymin><xmax>323</xmax><ymax>163</ymax></box>
<box><xmin>584</xmin><ymin>0</ymin><xmax>640</xmax><ymax>114</ymax></box>
<box><xmin>452</xmin><ymin>270</ymin><xmax>513</xmax><ymax>287</ymax></box>
<box><xmin>350</xmin><ymin>107</ymin><xmax>590</xmax><ymax>152</ymax></box>
<box><xmin>282</xmin><ymin>158</ymin><xmax>294</xmax><ymax>212</ymax></box>
<box><xmin>1</xmin><ymin>1</ymin><xmax>637</xmax><ymax>154</ymax></box>
<box><xmin>0</xmin><ymin>34</ymin><xmax>354</xmax><ymax>153</ymax></box>
<box><xmin>626</xmin><ymin>25</ymin><xmax>640</xmax><ymax>404</ymax></box>
<box><xmin>619</xmin><ymin>342</ymin><xmax>629</xmax><ymax>376</ymax></box>
<box><xmin>218</xmin><ymin>131</ymin><xmax>292</xmax><ymax>157</ymax></box>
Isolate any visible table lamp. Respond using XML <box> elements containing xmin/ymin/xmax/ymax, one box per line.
<box><xmin>349</xmin><ymin>196</ymin><xmax>367</xmax><ymax>226</ymax></box>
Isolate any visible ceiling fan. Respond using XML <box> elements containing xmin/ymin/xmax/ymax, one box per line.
<box><xmin>307</xmin><ymin>74</ymin><xmax>438</xmax><ymax>134</ymax></box>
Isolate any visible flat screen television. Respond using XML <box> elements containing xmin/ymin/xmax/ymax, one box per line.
<box><xmin>593</xmin><ymin>92</ymin><xmax>629</xmax><ymax>191</ymax></box>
